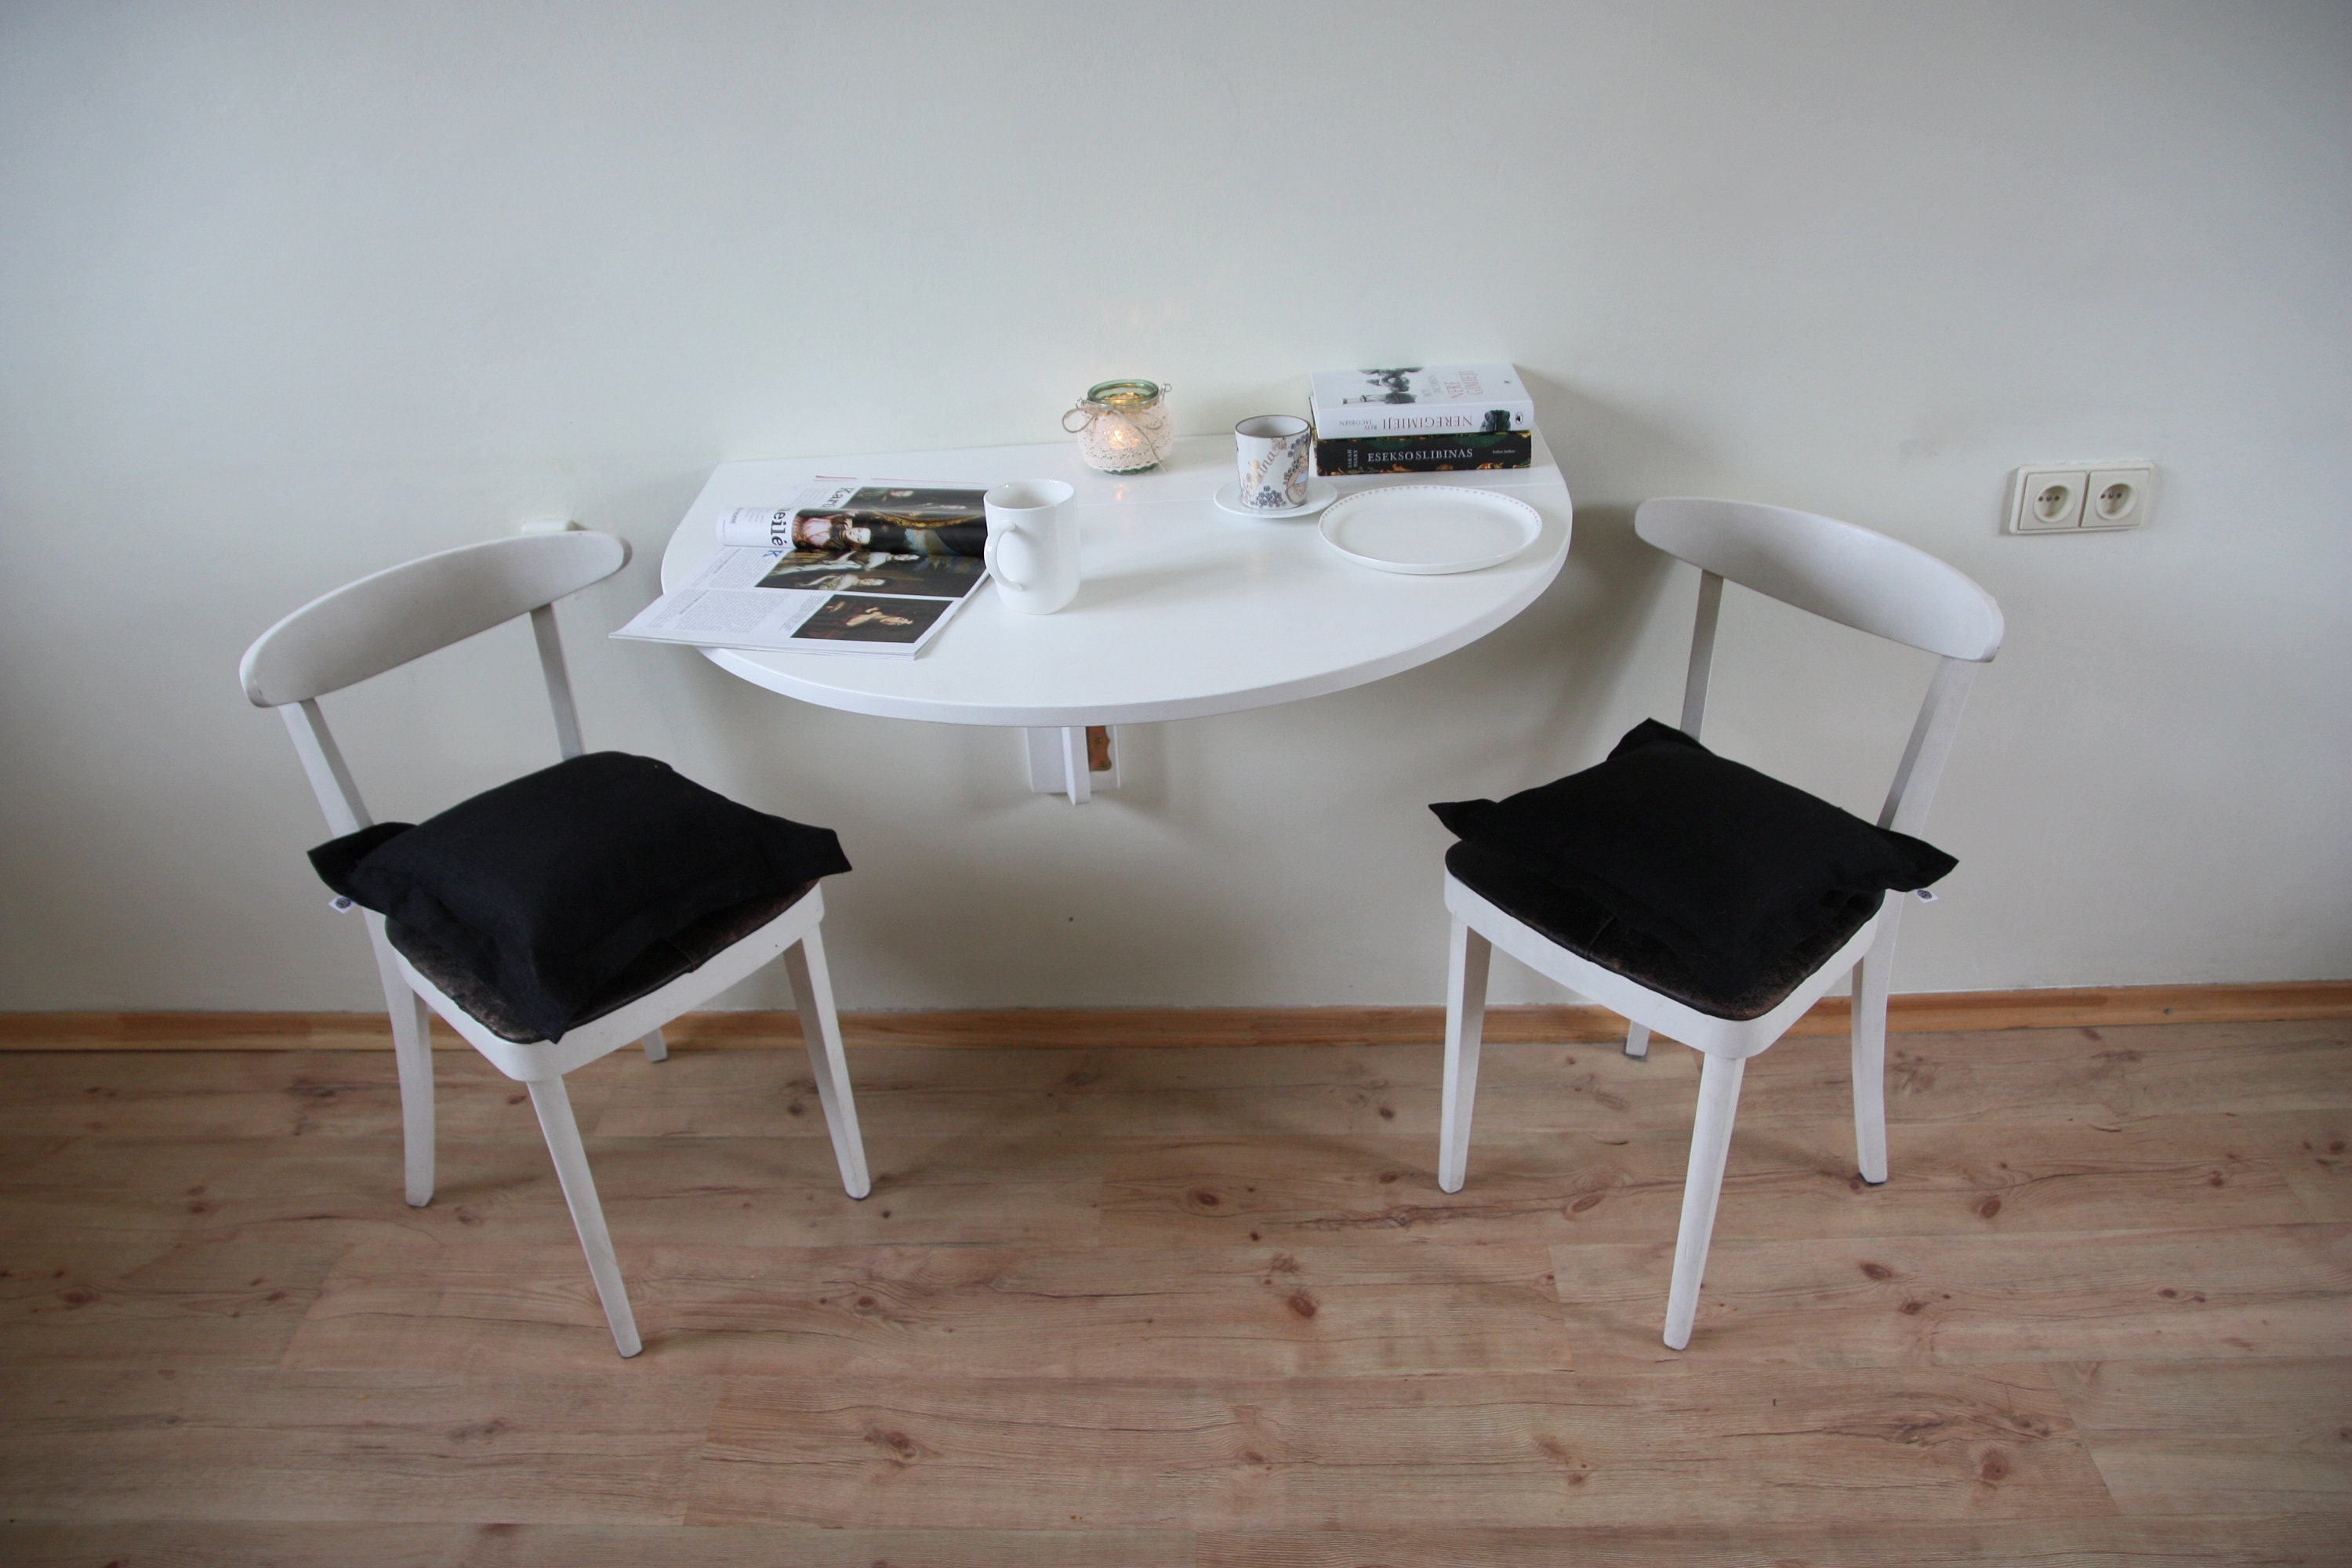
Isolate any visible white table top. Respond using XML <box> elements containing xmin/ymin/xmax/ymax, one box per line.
<box><xmin>659</xmin><ymin>433</ymin><xmax>1573</xmax><ymax>727</ymax></box>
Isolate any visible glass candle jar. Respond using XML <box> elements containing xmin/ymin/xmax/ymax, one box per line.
<box><xmin>1063</xmin><ymin>379</ymin><xmax>1174</xmax><ymax>472</ymax></box>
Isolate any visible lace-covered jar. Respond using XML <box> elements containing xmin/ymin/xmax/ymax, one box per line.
<box><xmin>1063</xmin><ymin>379</ymin><xmax>1174</xmax><ymax>472</ymax></box>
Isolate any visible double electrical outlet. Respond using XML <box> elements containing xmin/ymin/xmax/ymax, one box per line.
<box><xmin>2007</xmin><ymin>463</ymin><xmax>2153</xmax><ymax>534</ymax></box>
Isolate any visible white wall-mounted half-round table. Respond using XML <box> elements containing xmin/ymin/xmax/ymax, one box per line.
<box><xmin>660</xmin><ymin>433</ymin><xmax>1573</xmax><ymax>801</ymax></box>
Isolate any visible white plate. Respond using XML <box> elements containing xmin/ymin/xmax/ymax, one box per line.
<box><xmin>1317</xmin><ymin>486</ymin><xmax>1543</xmax><ymax>574</ymax></box>
<box><xmin>1212</xmin><ymin>477</ymin><xmax>1338</xmax><ymax>519</ymax></box>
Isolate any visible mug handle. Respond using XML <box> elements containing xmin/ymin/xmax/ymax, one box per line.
<box><xmin>983</xmin><ymin>529</ymin><xmax>1033</xmax><ymax>591</ymax></box>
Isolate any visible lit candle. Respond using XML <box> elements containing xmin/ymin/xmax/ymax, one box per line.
<box><xmin>1065</xmin><ymin>379</ymin><xmax>1173</xmax><ymax>472</ymax></box>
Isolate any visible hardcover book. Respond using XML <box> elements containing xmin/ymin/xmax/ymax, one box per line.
<box><xmin>1308</xmin><ymin>364</ymin><xmax>1535</xmax><ymax>440</ymax></box>
<box><xmin>1315</xmin><ymin>430</ymin><xmax>1534</xmax><ymax>476</ymax></box>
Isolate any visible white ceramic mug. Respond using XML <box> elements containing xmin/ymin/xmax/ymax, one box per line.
<box><xmin>983</xmin><ymin>480</ymin><xmax>1081</xmax><ymax>615</ymax></box>
<box><xmin>1235</xmin><ymin>415</ymin><xmax>1313</xmax><ymax>510</ymax></box>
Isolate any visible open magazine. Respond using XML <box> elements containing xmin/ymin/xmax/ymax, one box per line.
<box><xmin>614</xmin><ymin>481</ymin><xmax>989</xmax><ymax>658</ymax></box>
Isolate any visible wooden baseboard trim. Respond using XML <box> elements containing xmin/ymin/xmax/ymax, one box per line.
<box><xmin>0</xmin><ymin>982</ymin><xmax>2344</xmax><ymax>1052</ymax></box>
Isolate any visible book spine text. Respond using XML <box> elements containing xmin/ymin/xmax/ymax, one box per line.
<box><xmin>1310</xmin><ymin>403</ymin><xmax>1535</xmax><ymax>439</ymax></box>
<box><xmin>1314</xmin><ymin>432</ymin><xmax>1534</xmax><ymax>475</ymax></box>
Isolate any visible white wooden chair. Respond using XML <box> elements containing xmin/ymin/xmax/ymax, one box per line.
<box><xmin>240</xmin><ymin>532</ymin><xmax>871</xmax><ymax>1356</ymax></box>
<box><xmin>1436</xmin><ymin>498</ymin><xmax>2003</xmax><ymax>1349</ymax></box>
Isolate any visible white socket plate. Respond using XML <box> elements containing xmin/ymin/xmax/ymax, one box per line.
<box><xmin>2008</xmin><ymin>463</ymin><xmax>2152</xmax><ymax>533</ymax></box>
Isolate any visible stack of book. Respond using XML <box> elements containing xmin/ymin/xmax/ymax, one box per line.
<box><xmin>1308</xmin><ymin>363</ymin><xmax>1537</xmax><ymax>476</ymax></box>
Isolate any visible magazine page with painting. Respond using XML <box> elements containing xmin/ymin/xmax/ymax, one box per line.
<box><xmin>614</xmin><ymin>481</ymin><xmax>989</xmax><ymax>659</ymax></box>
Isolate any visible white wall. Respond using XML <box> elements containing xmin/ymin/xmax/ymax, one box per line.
<box><xmin>2</xmin><ymin>1</ymin><xmax>2346</xmax><ymax>1013</ymax></box>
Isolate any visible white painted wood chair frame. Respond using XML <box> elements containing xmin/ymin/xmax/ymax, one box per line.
<box><xmin>241</xmin><ymin>533</ymin><xmax>871</xmax><ymax>1356</ymax></box>
<box><xmin>1438</xmin><ymin>498</ymin><xmax>2003</xmax><ymax>1350</ymax></box>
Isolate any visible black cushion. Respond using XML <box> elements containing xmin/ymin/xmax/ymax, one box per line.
<box><xmin>1445</xmin><ymin>841</ymin><xmax>1882</xmax><ymax>1020</ymax></box>
<box><xmin>1430</xmin><ymin>720</ymin><xmax>1952</xmax><ymax>1001</ymax></box>
<box><xmin>310</xmin><ymin>753</ymin><xmax>850</xmax><ymax>1042</ymax></box>
<box><xmin>385</xmin><ymin>884</ymin><xmax>815</xmax><ymax>1044</ymax></box>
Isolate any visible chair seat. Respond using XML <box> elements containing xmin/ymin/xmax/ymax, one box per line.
<box><xmin>388</xmin><ymin>884</ymin><xmax>815</xmax><ymax>1044</ymax></box>
<box><xmin>1445</xmin><ymin>842</ymin><xmax>1882</xmax><ymax>1021</ymax></box>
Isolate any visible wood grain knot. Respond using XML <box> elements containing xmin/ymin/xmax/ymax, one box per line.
<box><xmin>445</xmin><ymin>1418</ymin><xmax>509</xmax><ymax>1443</ymax></box>
<box><xmin>865</xmin><ymin>1426</ymin><xmax>924</xmax><ymax>1465</ymax></box>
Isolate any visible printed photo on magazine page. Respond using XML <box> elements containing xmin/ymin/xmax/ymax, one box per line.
<box><xmin>612</xmin><ymin>478</ymin><xmax>994</xmax><ymax>659</ymax></box>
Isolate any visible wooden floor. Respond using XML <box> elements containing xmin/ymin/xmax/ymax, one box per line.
<box><xmin>1</xmin><ymin>1019</ymin><xmax>2347</xmax><ymax>1565</ymax></box>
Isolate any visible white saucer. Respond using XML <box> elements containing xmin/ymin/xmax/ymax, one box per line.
<box><xmin>1213</xmin><ymin>478</ymin><xmax>1338</xmax><ymax>520</ymax></box>
<box><xmin>1318</xmin><ymin>485</ymin><xmax>1543</xmax><ymax>575</ymax></box>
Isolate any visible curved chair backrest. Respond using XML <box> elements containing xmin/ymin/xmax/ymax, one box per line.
<box><xmin>1632</xmin><ymin>498</ymin><xmax>2002</xmax><ymax>839</ymax></box>
<box><xmin>239</xmin><ymin>531</ymin><xmax>630</xmax><ymax>838</ymax></box>
<box><xmin>1635</xmin><ymin>498</ymin><xmax>2002</xmax><ymax>662</ymax></box>
<box><xmin>240</xmin><ymin>532</ymin><xmax>629</xmax><ymax>707</ymax></box>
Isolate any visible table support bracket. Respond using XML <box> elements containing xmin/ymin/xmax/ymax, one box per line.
<box><xmin>1025</xmin><ymin>726</ymin><xmax>1120</xmax><ymax>804</ymax></box>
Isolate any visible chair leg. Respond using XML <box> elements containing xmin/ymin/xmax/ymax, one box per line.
<box><xmin>389</xmin><ymin>989</ymin><xmax>437</xmax><ymax>1207</ymax></box>
<box><xmin>1624</xmin><ymin>1022</ymin><xmax>1651</xmax><ymax>1059</ymax></box>
<box><xmin>365</xmin><ymin>921</ymin><xmax>435</xmax><ymax>1207</ymax></box>
<box><xmin>1850</xmin><ymin>913</ymin><xmax>1903</xmax><ymax>1187</ymax></box>
<box><xmin>1438</xmin><ymin>917</ymin><xmax>1491</xmax><ymax>1194</ymax></box>
<box><xmin>784</xmin><ymin>927</ymin><xmax>871</xmax><ymax>1200</ymax></box>
<box><xmin>1664</xmin><ymin>1051</ymin><xmax>1746</xmax><ymax>1351</ymax></box>
<box><xmin>524</xmin><ymin>1076</ymin><xmax>641</xmax><ymax>1358</ymax></box>
<box><xmin>637</xmin><ymin>1028</ymin><xmax>669</xmax><ymax>1064</ymax></box>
